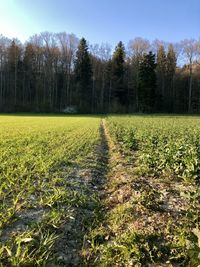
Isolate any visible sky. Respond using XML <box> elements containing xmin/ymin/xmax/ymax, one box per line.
<box><xmin>0</xmin><ymin>0</ymin><xmax>199</xmax><ymax>47</ymax></box>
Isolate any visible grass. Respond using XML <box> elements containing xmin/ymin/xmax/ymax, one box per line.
<box><xmin>0</xmin><ymin>115</ymin><xmax>102</xmax><ymax>266</ymax></box>
<box><xmin>85</xmin><ymin>115</ymin><xmax>200</xmax><ymax>266</ymax></box>
<box><xmin>0</xmin><ymin>114</ymin><xmax>199</xmax><ymax>266</ymax></box>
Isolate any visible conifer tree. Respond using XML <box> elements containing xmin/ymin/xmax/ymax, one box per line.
<box><xmin>23</xmin><ymin>43</ymin><xmax>36</xmax><ymax>107</ymax></box>
<box><xmin>74</xmin><ymin>38</ymin><xmax>92</xmax><ymax>112</ymax></box>
<box><xmin>166</xmin><ymin>44</ymin><xmax>176</xmax><ymax>111</ymax></box>
<box><xmin>112</xmin><ymin>41</ymin><xmax>127</xmax><ymax>109</ymax></box>
<box><xmin>138</xmin><ymin>52</ymin><xmax>157</xmax><ymax>112</ymax></box>
<box><xmin>156</xmin><ymin>45</ymin><xmax>167</xmax><ymax>110</ymax></box>
<box><xmin>8</xmin><ymin>40</ymin><xmax>21</xmax><ymax>106</ymax></box>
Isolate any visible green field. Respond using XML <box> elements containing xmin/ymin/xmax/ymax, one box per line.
<box><xmin>0</xmin><ymin>115</ymin><xmax>199</xmax><ymax>266</ymax></box>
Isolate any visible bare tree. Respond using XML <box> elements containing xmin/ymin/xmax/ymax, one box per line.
<box><xmin>90</xmin><ymin>43</ymin><xmax>112</xmax><ymax>111</ymax></box>
<box><xmin>40</xmin><ymin>32</ymin><xmax>57</xmax><ymax>108</ymax></box>
<box><xmin>0</xmin><ymin>35</ymin><xmax>11</xmax><ymax>109</ymax></box>
<box><xmin>128</xmin><ymin>37</ymin><xmax>150</xmax><ymax>110</ymax></box>
<box><xmin>181</xmin><ymin>39</ymin><xmax>198</xmax><ymax>112</ymax></box>
<box><xmin>196</xmin><ymin>39</ymin><xmax>200</xmax><ymax>65</ymax></box>
<box><xmin>151</xmin><ymin>39</ymin><xmax>168</xmax><ymax>54</ymax></box>
<box><xmin>56</xmin><ymin>32</ymin><xmax>79</xmax><ymax>108</ymax></box>
<box><xmin>99</xmin><ymin>43</ymin><xmax>111</xmax><ymax>111</ymax></box>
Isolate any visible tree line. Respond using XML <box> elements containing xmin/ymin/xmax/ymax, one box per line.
<box><xmin>0</xmin><ymin>32</ymin><xmax>199</xmax><ymax>113</ymax></box>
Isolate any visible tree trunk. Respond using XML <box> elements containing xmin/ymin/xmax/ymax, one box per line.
<box><xmin>100</xmin><ymin>70</ymin><xmax>105</xmax><ymax>112</ymax></box>
<box><xmin>188</xmin><ymin>63</ymin><xmax>193</xmax><ymax>113</ymax></box>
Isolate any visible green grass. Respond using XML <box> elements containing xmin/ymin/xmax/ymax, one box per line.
<box><xmin>0</xmin><ymin>114</ymin><xmax>199</xmax><ymax>266</ymax></box>
<box><xmin>89</xmin><ymin>115</ymin><xmax>200</xmax><ymax>266</ymax></box>
<box><xmin>0</xmin><ymin>115</ymin><xmax>101</xmax><ymax>266</ymax></box>
<box><xmin>107</xmin><ymin>115</ymin><xmax>200</xmax><ymax>182</ymax></box>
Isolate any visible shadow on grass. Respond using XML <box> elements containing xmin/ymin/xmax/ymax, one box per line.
<box><xmin>47</xmin><ymin>121</ymin><xmax>109</xmax><ymax>267</ymax></box>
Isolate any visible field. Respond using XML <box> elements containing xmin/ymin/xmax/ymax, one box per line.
<box><xmin>0</xmin><ymin>115</ymin><xmax>199</xmax><ymax>266</ymax></box>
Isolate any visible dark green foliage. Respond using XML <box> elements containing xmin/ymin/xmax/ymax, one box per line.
<box><xmin>156</xmin><ymin>45</ymin><xmax>167</xmax><ymax>111</ymax></box>
<box><xmin>74</xmin><ymin>38</ymin><xmax>93</xmax><ymax>112</ymax></box>
<box><xmin>112</xmin><ymin>41</ymin><xmax>125</xmax><ymax>81</ymax></box>
<box><xmin>138</xmin><ymin>52</ymin><xmax>157</xmax><ymax>112</ymax></box>
<box><xmin>111</xmin><ymin>41</ymin><xmax>127</xmax><ymax>109</ymax></box>
<box><xmin>166</xmin><ymin>44</ymin><xmax>177</xmax><ymax>112</ymax></box>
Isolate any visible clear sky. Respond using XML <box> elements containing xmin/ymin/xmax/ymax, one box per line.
<box><xmin>0</xmin><ymin>0</ymin><xmax>199</xmax><ymax>46</ymax></box>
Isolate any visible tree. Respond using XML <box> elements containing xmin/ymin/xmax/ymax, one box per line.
<box><xmin>0</xmin><ymin>32</ymin><xmax>199</xmax><ymax>114</ymax></box>
<box><xmin>0</xmin><ymin>35</ymin><xmax>10</xmax><ymax>110</ymax></box>
<box><xmin>7</xmin><ymin>40</ymin><xmax>21</xmax><ymax>107</ymax></box>
<box><xmin>40</xmin><ymin>32</ymin><xmax>58</xmax><ymax>109</ymax></box>
<box><xmin>112</xmin><ymin>41</ymin><xmax>126</xmax><ymax>111</ymax></box>
<box><xmin>74</xmin><ymin>38</ymin><xmax>92</xmax><ymax>112</ymax></box>
<box><xmin>156</xmin><ymin>45</ymin><xmax>167</xmax><ymax>111</ymax></box>
<box><xmin>104</xmin><ymin>59</ymin><xmax>113</xmax><ymax>112</ymax></box>
<box><xmin>128</xmin><ymin>37</ymin><xmax>150</xmax><ymax>110</ymax></box>
<box><xmin>138</xmin><ymin>52</ymin><xmax>157</xmax><ymax>112</ymax></box>
<box><xmin>23</xmin><ymin>43</ymin><xmax>36</xmax><ymax>108</ymax></box>
<box><xmin>181</xmin><ymin>39</ymin><xmax>198</xmax><ymax>113</ymax></box>
<box><xmin>166</xmin><ymin>44</ymin><xmax>176</xmax><ymax>112</ymax></box>
<box><xmin>90</xmin><ymin>43</ymin><xmax>112</xmax><ymax>112</ymax></box>
<box><xmin>56</xmin><ymin>32</ymin><xmax>79</xmax><ymax>108</ymax></box>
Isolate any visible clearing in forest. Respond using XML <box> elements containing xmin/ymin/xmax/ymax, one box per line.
<box><xmin>0</xmin><ymin>114</ymin><xmax>199</xmax><ymax>266</ymax></box>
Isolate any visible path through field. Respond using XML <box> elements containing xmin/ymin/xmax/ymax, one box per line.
<box><xmin>48</xmin><ymin>120</ymin><xmax>109</xmax><ymax>266</ymax></box>
<box><xmin>0</xmin><ymin>115</ymin><xmax>199</xmax><ymax>266</ymax></box>
<box><xmin>81</xmin><ymin>118</ymin><xmax>199</xmax><ymax>266</ymax></box>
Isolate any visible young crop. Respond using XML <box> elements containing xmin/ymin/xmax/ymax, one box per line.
<box><xmin>0</xmin><ymin>115</ymin><xmax>101</xmax><ymax>266</ymax></box>
<box><xmin>0</xmin><ymin>114</ymin><xmax>199</xmax><ymax>266</ymax></box>
<box><xmin>107</xmin><ymin>115</ymin><xmax>200</xmax><ymax>183</ymax></box>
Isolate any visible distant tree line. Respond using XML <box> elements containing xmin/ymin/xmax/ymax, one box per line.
<box><xmin>0</xmin><ymin>32</ymin><xmax>200</xmax><ymax>113</ymax></box>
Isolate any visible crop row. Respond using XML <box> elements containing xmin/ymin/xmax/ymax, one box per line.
<box><xmin>0</xmin><ymin>115</ymin><xmax>101</xmax><ymax>266</ymax></box>
<box><xmin>107</xmin><ymin>115</ymin><xmax>200</xmax><ymax>183</ymax></box>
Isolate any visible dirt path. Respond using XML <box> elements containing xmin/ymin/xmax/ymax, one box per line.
<box><xmin>102</xmin><ymin>118</ymin><xmax>194</xmax><ymax>228</ymax></box>
<box><xmin>102</xmin><ymin>118</ymin><xmax>138</xmax><ymax>208</ymax></box>
<box><xmin>51</xmin><ymin>120</ymin><xmax>198</xmax><ymax>266</ymax></box>
<box><xmin>48</xmin><ymin>120</ymin><xmax>109</xmax><ymax>266</ymax></box>
<box><xmin>83</xmin><ymin>119</ymin><xmax>197</xmax><ymax>266</ymax></box>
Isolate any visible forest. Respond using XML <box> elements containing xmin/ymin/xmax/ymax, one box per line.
<box><xmin>0</xmin><ymin>32</ymin><xmax>200</xmax><ymax>113</ymax></box>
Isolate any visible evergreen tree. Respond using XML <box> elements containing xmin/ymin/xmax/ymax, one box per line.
<box><xmin>156</xmin><ymin>45</ymin><xmax>167</xmax><ymax>111</ymax></box>
<box><xmin>138</xmin><ymin>52</ymin><xmax>157</xmax><ymax>112</ymax></box>
<box><xmin>112</xmin><ymin>41</ymin><xmax>127</xmax><ymax>110</ymax></box>
<box><xmin>166</xmin><ymin>44</ymin><xmax>176</xmax><ymax>112</ymax></box>
<box><xmin>104</xmin><ymin>59</ymin><xmax>113</xmax><ymax>112</ymax></box>
<box><xmin>23</xmin><ymin>43</ymin><xmax>37</xmax><ymax>108</ymax></box>
<box><xmin>74</xmin><ymin>38</ymin><xmax>92</xmax><ymax>112</ymax></box>
<box><xmin>7</xmin><ymin>40</ymin><xmax>21</xmax><ymax>106</ymax></box>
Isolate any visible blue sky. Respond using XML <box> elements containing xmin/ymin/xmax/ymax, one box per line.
<box><xmin>0</xmin><ymin>0</ymin><xmax>199</xmax><ymax>46</ymax></box>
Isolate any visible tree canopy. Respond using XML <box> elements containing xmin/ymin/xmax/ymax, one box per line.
<box><xmin>0</xmin><ymin>33</ymin><xmax>199</xmax><ymax>113</ymax></box>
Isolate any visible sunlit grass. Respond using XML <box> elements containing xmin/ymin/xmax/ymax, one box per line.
<box><xmin>0</xmin><ymin>115</ymin><xmax>101</xmax><ymax>266</ymax></box>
